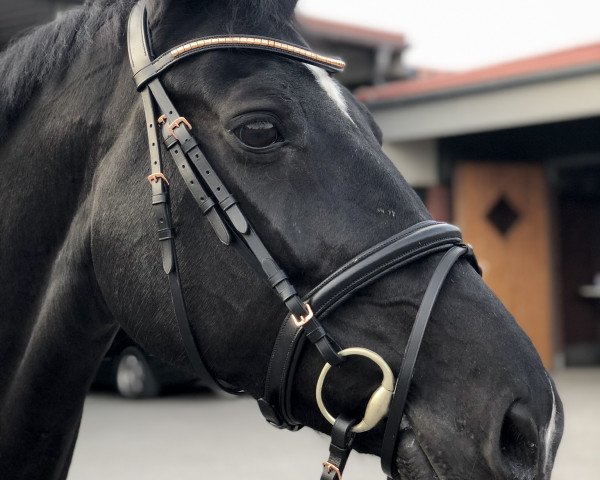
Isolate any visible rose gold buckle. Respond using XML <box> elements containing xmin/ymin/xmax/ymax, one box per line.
<box><xmin>291</xmin><ymin>303</ymin><xmax>314</xmax><ymax>327</ymax></box>
<box><xmin>322</xmin><ymin>462</ymin><xmax>343</xmax><ymax>480</ymax></box>
<box><xmin>157</xmin><ymin>114</ymin><xmax>167</xmax><ymax>125</ymax></box>
<box><xmin>147</xmin><ymin>173</ymin><xmax>169</xmax><ymax>186</ymax></box>
<box><xmin>167</xmin><ymin>116</ymin><xmax>192</xmax><ymax>137</ymax></box>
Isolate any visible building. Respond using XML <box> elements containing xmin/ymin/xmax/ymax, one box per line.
<box><xmin>3</xmin><ymin>2</ymin><xmax>597</xmax><ymax>370</ymax></box>
<box><xmin>298</xmin><ymin>16</ymin><xmax>411</xmax><ymax>88</ymax></box>
<box><xmin>355</xmin><ymin>43</ymin><xmax>600</xmax><ymax>369</ymax></box>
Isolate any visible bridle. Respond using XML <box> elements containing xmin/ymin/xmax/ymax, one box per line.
<box><xmin>127</xmin><ymin>2</ymin><xmax>481</xmax><ymax>478</ymax></box>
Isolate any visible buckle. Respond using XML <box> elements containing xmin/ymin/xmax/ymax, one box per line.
<box><xmin>147</xmin><ymin>173</ymin><xmax>169</xmax><ymax>186</ymax></box>
<box><xmin>290</xmin><ymin>303</ymin><xmax>314</xmax><ymax>327</ymax></box>
<box><xmin>322</xmin><ymin>462</ymin><xmax>343</xmax><ymax>480</ymax></box>
<box><xmin>167</xmin><ymin>116</ymin><xmax>192</xmax><ymax>137</ymax></box>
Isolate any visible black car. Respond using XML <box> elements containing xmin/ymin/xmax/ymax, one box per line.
<box><xmin>93</xmin><ymin>330</ymin><xmax>200</xmax><ymax>398</ymax></box>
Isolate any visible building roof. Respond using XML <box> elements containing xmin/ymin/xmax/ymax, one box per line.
<box><xmin>356</xmin><ymin>42</ymin><xmax>600</xmax><ymax>105</ymax></box>
<box><xmin>298</xmin><ymin>15</ymin><xmax>407</xmax><ymax>48</ymax></box>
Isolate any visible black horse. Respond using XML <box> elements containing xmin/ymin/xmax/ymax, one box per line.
<box><xmin>0</xmin><ymin>1</ymin><xmax>563</xmax><ymax>479</ymax></box>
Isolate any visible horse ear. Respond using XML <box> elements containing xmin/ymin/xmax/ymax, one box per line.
<box><xmin>243</xmin><ymin>0</ymin><xmax>300</xmax><ymax>22</ymax></box>
<box><xmin>280</xmin><ymin>0</ymin><xmax>299</xmax><ymax>17</ymax></box>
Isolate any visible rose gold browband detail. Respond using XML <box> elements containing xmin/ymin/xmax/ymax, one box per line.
<box><xmin>132</xmin><ymin>34</ymin><xmax>345</xmax><ymax>89</ymax></box>
<box><xmin>168</xmin><ymin>36</ymin><xmax>346</xmax><ymax>71</ymax></box>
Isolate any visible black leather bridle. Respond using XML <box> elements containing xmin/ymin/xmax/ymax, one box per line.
<box><xmin>127</xmin><ymin>2</ymin><xmax>481</xmax><ymax>478</ymax></box>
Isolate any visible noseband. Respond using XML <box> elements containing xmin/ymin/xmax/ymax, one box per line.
<box><xmin>127</xmin><ymin>2</ymin><xmax>481</xmax><ymax>478</ymax></box>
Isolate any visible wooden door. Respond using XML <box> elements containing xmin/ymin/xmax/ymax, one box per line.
<box><xmin>454</xmin><ymin>161</ymin><xmax>554</xmax><ymax>368</ymax></box>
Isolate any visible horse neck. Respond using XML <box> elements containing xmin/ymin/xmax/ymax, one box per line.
<box><xmin>0</xmin><ymin>2</ymin><xmax>140</xmax><ymax>382</ymax></box>
<box><xmin>0</xmin><ymin>11</ymin><xmax>140</xmax><ymax>477</ymax></box>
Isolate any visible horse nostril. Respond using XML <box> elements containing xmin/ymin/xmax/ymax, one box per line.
<box><xmin>499</xmin><ymin>401</ymin><xmax>539</xmax><ymax>474</ymax></box>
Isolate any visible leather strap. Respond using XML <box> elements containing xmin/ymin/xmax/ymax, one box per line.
<box><xmin>133</xmin><ymin>35</ymin><xmax>344</xmax><ymax>89</ymax></box>
<box><xmin>380</xmin><ymin>245</ymin><xmax>470</xmax><ymax>478</ymax></box>
<box><xmin>140</xmin><ymin>87</ymin><xmax>232</xmax><ymax>392</ymax></box>
<box><xmin>321</xmin><ymin>416</ymin><xmax>356</xmax><ymax>480</ymax></box>
<box><xmin>142</xmin><ymin>88</ymin><xmax>173</xmax><ymax>275</ymax></box>
<box><xmin>132</xmin><ymin>7</ymin><xmax>241</xmax><ymax>393</ymax></box>
<box><xmin>129</xmin><ymin>0</ymin><xmax>341</xmax><ymax>388</ymax></box>
<box><xmin>128</xmin><ymin>1</ymin><xmax>343</xmax><ymax>92</ymax></box>
<box><xmin>258</xmin><ymin>222</ymin><xmax>469</xmax><ymax>430</ymax></box>
<box><xmin>149</xmin><ymin>79</ymin><xmax>341</xmax><ymax>362</ymax></box>
<box><xmin>310</xmin><ymin>222</ymin><xmax>465</xmax><ymax>317</ymax></box>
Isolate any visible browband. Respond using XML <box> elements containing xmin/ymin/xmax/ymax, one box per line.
<box><xmin>129</xmin><ymin>7</ymin><xmax>345</xmax><ymax>90</ymax></box>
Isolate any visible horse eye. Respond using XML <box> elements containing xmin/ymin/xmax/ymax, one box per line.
<box><xmin>235</xmin><ymin>120</ymin><xmax>281</xmax><ymax>149</ymax></box>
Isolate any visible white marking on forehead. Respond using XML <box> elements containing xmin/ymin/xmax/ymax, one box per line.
<box><xmin>304</xmin><ymin>64</ymin><xmax>354</xmax><ymax>123</ymax></box>
<box><xmin>542</xmin><ymin>373</ymin><xmax>558</xmax><ymax>474</ymax></box>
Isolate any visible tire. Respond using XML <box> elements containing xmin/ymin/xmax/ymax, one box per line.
<box><xmin>115</xmin><ymin>347</ymin><xmax>160</xmax><ymax>398</ymax></box>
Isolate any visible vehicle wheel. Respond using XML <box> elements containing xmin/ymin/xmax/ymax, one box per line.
<box><xmin>115</xmin><ymin>347</ymin><xmax>160</xmax><ymax>398</ymax></box>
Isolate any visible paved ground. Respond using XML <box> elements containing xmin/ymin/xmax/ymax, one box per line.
<box><xmin>69</xmin><ymin>368</ymin><xmax>599</xmax><ymax>479</ymax></box>
<box><xmin>551</xmin><ymin>368</ymin><xmax>600</xmax><ymax>480</ymax></box>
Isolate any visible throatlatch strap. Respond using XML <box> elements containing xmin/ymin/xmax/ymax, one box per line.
<box><xmin>321</xmin><ymin>416</ymin><xmax>356</xmax><ymax>480</ymax></box>
<box><xmin>380</xmin><ymin>245</ymin><xmax>468</xmax><ymax>478</ymax></box>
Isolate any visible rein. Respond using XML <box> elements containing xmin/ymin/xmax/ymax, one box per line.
<box><xmin>127</xmin><ymin>2</ymin><xmax>481</xmax><ymax>478</ymax></box>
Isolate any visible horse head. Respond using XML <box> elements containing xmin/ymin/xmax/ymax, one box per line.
<box><xmin>0</xmin><ymin>0</ymin><xmax>563</xmax><ymax>478</ymax></box>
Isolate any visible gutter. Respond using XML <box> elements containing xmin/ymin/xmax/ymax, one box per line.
<box><xmin>359</xmin><ymin>63</ymin><xmax>600</xmax><ymax>109</ymax></box>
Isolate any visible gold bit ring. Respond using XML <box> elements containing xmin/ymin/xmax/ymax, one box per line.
<box><xmin>315</xmin><ymin>347</ymin><xmax>395</xmax><ymax>433</ymax></box>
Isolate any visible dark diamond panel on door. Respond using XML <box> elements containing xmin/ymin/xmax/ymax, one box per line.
<box><xmin>486</xmin><ymin>195</ymin><xmax>521</xmax><ymax>236</ymax></box>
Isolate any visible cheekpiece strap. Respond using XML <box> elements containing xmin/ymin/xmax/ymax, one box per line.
<box><xmin>380</xmin><ymin>245</ymin><xmax>471</xmax><ymax>478</ymax></box>
<box><xmin>129</xmin><ymin>0</ymin><xmax>342</xmax><ymax>393</ymax></box>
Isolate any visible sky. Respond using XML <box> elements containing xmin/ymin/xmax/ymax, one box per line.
<box><xmin>297</xmin><ymin>0</ymin><xmax>600</xmax><ymax>71</ymax></box>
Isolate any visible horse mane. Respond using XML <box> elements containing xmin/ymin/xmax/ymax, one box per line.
<box><xmin>0</xmin><ymin>0</ymin><xmax>299</xmax><ymax>141</ymax></box>
<box><xmin>0</xmin><ymin>0</ymin><xmax>136</xmax><ymax>140</ymax></box>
